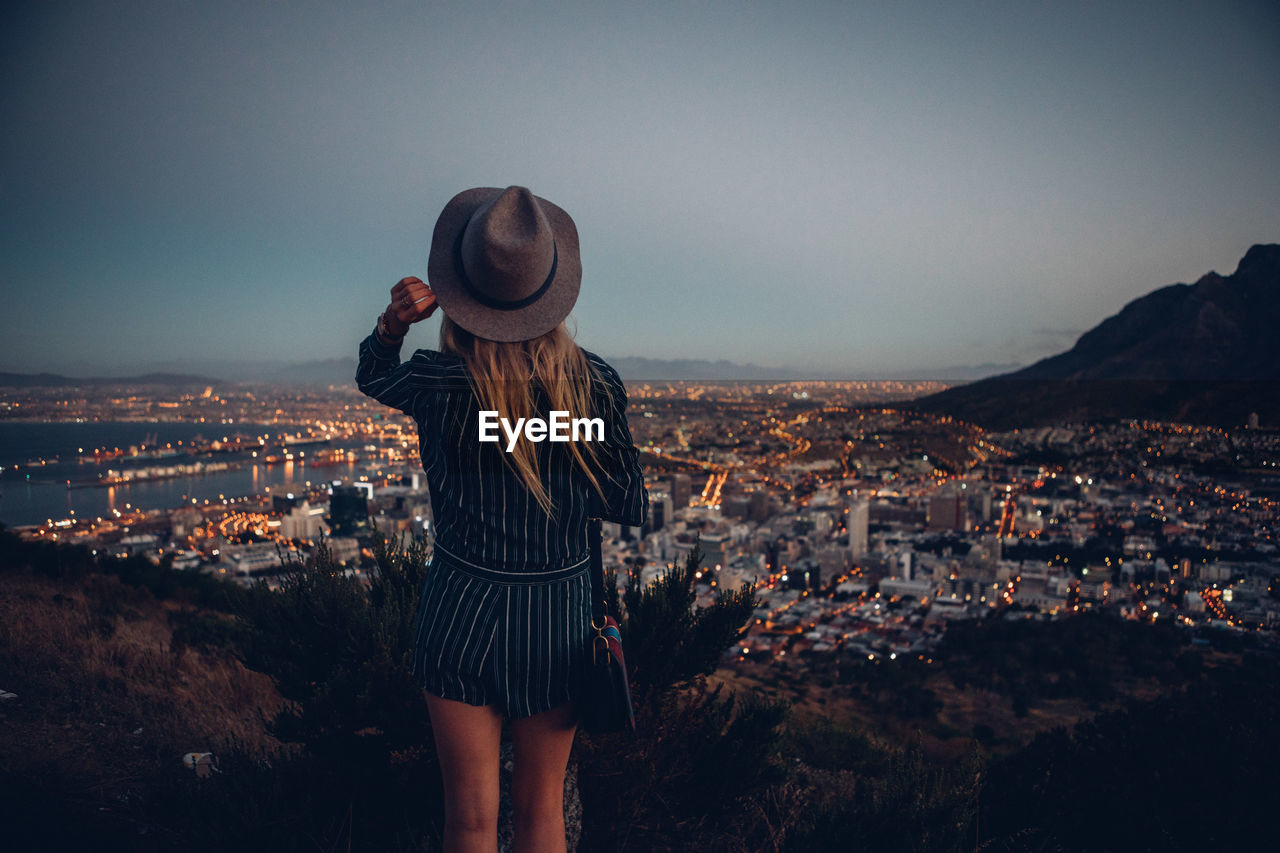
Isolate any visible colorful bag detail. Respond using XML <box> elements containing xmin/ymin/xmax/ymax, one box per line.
<box><xmin>579</xmin><ymin>516</ymin><xmax>636</xmax><ymax>733</ymax></box>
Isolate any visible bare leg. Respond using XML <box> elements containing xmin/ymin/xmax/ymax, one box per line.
<box><xmin>509</xmin><ymin>701</ymin><xmax>577</xmax><ymax>853</ymax></box>
<box><xmin>425</xmin><ymin>691</ymin><xmax>504</xmax><ymax>853</ymax></box>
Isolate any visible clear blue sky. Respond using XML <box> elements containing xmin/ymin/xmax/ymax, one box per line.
<box><xmin>3</xmin><ymin>1</ymin><xmax>1278</xmax><ymax>377</ymax></box>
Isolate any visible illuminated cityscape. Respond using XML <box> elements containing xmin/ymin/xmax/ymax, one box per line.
<box><xmin>3</xmin><ymin>1</ymin><xmax>1277</xmax><ymax>846</ymax></box>
<box><xmin>4</xmin><ymin>377</ymin><xmax>1276</xmax><ymax>659</ymax></box>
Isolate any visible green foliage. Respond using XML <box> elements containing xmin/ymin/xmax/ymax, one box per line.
<box><xmin>0</xmin><ymin>523</ymin><xmax>96</xmax><ymax>582</ymax></box>
<box><xmin>972</xmin><ymin>723</ymin><xmax>996</xmax><ymax>744</ymax></box>
<box><xmin>847</xmin><ymin>654</ymin><xmax>944</xmax><ymax>721</ymax></box>
<box><xmin>167</xmin><ymin>606</ymin><xmax>256</xmax><ymax>656</ymax></box>
<box><xmin>782</xmin><ymin>715</ymin><xmax>889</xmax><ymax>775</ymax></box>
<box><xmin>936</xmin><ymin>610</ymin><xmax>1188</xmax><ymax>712</ymax></box>
<box><xmin>0</xmin><ymin>523</ymin><xmax>246</xmax><ymax>611</ymax></box>
<box><xmin>977</xmin><ymin>652</ymin><xmax>1280</xmax><ymax>851</ymax></box>
<box><xmin>150</xmin><ymin>531</ymin><xmax>445</xmax><ymax>852</ymax></box>
<box><xmin>20</xmin><ymin>519</ymin><xmax>1276</xmax><ymax>851</ymax></box>
<box><xmin>579</xmin><ymin>538</ymin><xmax>788</xmax><ymax>851</ymax></box>
<box><xmin>619</xmin><ymin>538</ymin><xmax>759</xmax><ymax>703</ymax></box>
<box><xmin>230</xmin><ymin>533</ymin><xmax>434</xmax><ymax>755</ymax></box>
<box><xmin>783</xmin><ymin>736</ymin><xmax>983</xmax><ymax>853</ymax></box>
<box><xmin>147</xmin><ymin>735</ymin><xmax>443</xmax><ymax>853</ymax></box>
<box><xmin>579</xmin><ymin>683</ymin><xmax>790</xmax><ymax>852</ymax></box>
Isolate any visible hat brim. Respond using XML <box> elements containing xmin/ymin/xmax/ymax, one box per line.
<box><xmin>426</xmin><ymin>187</ymin><xmax>582</xmax><ymax>343</ymax></box>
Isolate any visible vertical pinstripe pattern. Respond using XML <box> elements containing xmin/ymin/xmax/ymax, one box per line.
<box><xmin>357</xmin><ymin>328</ymin><xmax>648</xmax><ymax>568</ymax></box>
<box><xmin>358</xmin><ymin>327</ymin><xmax>646</xmax><ymax>717</ymax></box>
<box><xmin>409</xmin><ymin>550</ymin><xmax>592</xmax><ymax>718</ymax></box>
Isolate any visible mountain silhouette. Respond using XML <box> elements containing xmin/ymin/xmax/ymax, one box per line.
<box><xmin>912</xmin><ymin>244</ymin><xmax>1280</xmax><ymax>429</ymax></box>
<box><xmin>0</xmin><ymin>371</ymin><xmax>223</xmax><ymax>388</ymax></box>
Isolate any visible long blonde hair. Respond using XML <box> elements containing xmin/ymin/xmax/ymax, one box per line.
<box><xmin>440</xmin><ymin>315</ymin><xmax>606</xmax><ymax>517</ymax></box>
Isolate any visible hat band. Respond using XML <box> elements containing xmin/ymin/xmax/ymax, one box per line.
<box><xmin>453</xmin><ymin>230</ymin><xmax>558</xmax><ymax>312</ymax></box>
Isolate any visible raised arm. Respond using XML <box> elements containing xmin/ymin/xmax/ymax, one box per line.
<box><xmin>355</xmin><ymin>276</ymin><xmax>440</xmax><ymax>415</ymax></box>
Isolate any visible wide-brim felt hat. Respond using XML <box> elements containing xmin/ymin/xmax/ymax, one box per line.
<box><xmin>426</xmin><ymin>186</ymin><xmax>581</xmax><ymax>343</ymax></box>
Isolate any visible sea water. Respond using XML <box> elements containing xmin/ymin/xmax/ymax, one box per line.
<box><xmin>0</xmin><ymin>422</ymin><xmax>363</xmax><ymax>527</ymax></box>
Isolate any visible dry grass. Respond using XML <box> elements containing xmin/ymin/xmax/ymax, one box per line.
<box><xmin>711</xmin><ymin>650</ymin><xmax>1200</xmax><ymax>764</ymax></box>
<box><xmin>0</xmin><ymin>569</ymin><xmax>291</xmax><ymax>805</ymax></box>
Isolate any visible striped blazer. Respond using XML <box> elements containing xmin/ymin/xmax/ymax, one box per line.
<box><xmin>356</xmin><ymin>329</ymin><xmax>648</xmax><ymax>572</ymax></box>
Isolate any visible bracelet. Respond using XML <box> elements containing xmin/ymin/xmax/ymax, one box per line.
<box><xmin>376</xmin><ymin>311</ymin><xmax>405</xmax><ymax>343</ymax></box>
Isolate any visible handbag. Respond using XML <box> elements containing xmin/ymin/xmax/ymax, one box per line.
<box><xmin>578</xmin><ymin>515</ymin><xmax>636</xmax><ymax>733</ymax></box>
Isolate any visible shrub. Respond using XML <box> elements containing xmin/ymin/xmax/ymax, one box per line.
<box><xmin>578</xmin><ymin>538</ymin><xmax>789</xmax><ymax>852</ymax></box>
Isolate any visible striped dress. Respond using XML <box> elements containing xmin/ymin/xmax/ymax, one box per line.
<box><xmin>356</xmin><ymin>328</ymin><xmax>648</xmax><ymax>718</ymax></box>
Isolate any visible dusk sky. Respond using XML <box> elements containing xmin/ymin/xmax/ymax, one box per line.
<box><xmin>3</xmin><ymin>1</ymin><xmax>1278</xmax><ymax>379</ymax></box>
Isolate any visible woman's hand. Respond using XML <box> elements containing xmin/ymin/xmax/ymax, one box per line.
<box><xmin>385</xmin><ymin>276</ymin><xmax>438</xmax><ymax>336</ymax></box>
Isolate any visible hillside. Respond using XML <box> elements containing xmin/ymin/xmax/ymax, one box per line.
<box><xmin>912</xmin><ymin>244</ymin><xmax>1280</xmax><ymax>428</ymax></box>
<box><xmin>0</xmin><ymin>566</ymin><xmax>286</xmax><ymax>848</ymax></box>
<box><xmin>2</xmin><ymin>529</ymin><xmax>1278</xmax><ymax>850</ymax></box>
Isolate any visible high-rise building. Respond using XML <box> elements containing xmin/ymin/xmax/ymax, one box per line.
<box><xmin>701</xmin><ymin>533</ymin><xmax>730</xmax><ymax>570</ymax></box>
<box><xmin>927</xmin><ymin>490</ymin><xmax>965</xmax><ymax>531</ymax></box>
<box><xmin>272</xmin><ymin>493</ymin><xmax>306</xmax><ymax>514</ymax></box>
<box><xmin>669</xmin><ymin>473</ymin><xmax>692</xmax><ymax>510</ymax></box>
<box><xmin>848</xmin><ymin>498</ymin><xmax>870</xmax><ymax>559</ymax></box>
<box><xmin>644</xmin><ymin>486</ymin><xmax>673</xmax><ymax>536</ymax></box>
<box><xmin>280</xmin><ymin>501</ymin><xmax>328</xmax><ymax>541</ymax></box>
<box><xmin>648</xmin><ymin>499</ymin><xmax>665</xmax><ymax>534</ymax></box>
<box><xmin>979</xmin><ymin>489</ymin><xmax>994</xmax><ymax>523</ymax></box>
<box><xmin>721</xmin><ymin>495</ymin><xmax>751</xmax><ymax>519</ymax></box>
<box><xmin>785</xmin><ymin>561</ymin><xmax>820</xmax><ymax>591</ymax></box>
<box><xmin>817</xmin><ymin>546</ymin><xmax>846</xmax><ymax>576</ymax></box>
<box><xmin>328</xmin><ymin>484</ymin><xmax>371</xmax><ymax>537</ymax></box>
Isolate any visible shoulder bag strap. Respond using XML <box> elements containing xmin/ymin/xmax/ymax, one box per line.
<box><xmin>589</xmin><ymin>517</ymin><xmax>606</xmax><ymax>621</ymax></box>
<box><xmin>588</xmin><ymin>493</ymin><xmax>607</xmax><ymax>625</ymax></box>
